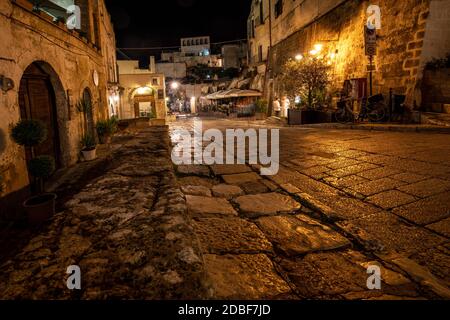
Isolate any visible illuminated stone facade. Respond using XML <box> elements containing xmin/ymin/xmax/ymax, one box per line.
<box><xmin>248</xmin><ymin>0</ymin><xmax>450</xmax><ymax>109</ymax></box>
<box><xmin>0</xmin><ymin>0</ymin><xmax>118</xmax><ymax>203</ymax></box>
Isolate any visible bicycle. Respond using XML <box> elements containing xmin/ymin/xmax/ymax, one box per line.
<box><xmin>335</xmin><ymin>94</ymin><xmax>387</xmax><ymax>124</ymax></box>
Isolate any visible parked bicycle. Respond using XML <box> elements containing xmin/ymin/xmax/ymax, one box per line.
<box><xmin>335</xmin><ymin>94</ymin><xmax>387</xmax><ymax>124</ymax></box>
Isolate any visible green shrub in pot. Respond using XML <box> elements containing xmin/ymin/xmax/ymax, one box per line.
<box><xmin>96</xmin><ymin>117</ymin><xmax>118</xmax><ymax>144</ymax></box>
<box><xmin>10</xmin><ymin>119</ymin><xmax>57</xmax><ymax>223</ymax></box>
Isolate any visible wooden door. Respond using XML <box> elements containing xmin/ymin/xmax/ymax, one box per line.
<box><xmin>18</xmin><ymin>63</ymin><xmax>61</xmax><ymax>168</ymax></box>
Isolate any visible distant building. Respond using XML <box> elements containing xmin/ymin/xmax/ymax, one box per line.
<box><xmin>181</xmin><ymin>36</ymin><xmax>211</xmax><ymax>56</ymax></box>
<box><xmin>222</xmin><ymin>43</ymin><xmax>248</xmax><ymax>69</ymax></box>
<box><xmin>117</xmin><ymin>59</ymin><xmax>167</xmax><ymax>121</ymax></box>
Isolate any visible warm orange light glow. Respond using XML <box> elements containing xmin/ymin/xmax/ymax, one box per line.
<box><xmin>314</xmin><ymin>43</ymin><xmax>323</xmax><ymax>52</ymax></box>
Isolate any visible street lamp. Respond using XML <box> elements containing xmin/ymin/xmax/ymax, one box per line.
<box><xmin>295</xmin><ymin>54</ymin><xmax>303</xmax><ymax>61</ymax></box>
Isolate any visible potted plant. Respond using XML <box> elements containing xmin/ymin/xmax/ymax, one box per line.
<box><xmin>10</xmin><ymin>119</ymin><xmax>57</xmax><ymax>224</ymax></box>
<box><xmin>255</xmin><ymin>99</ymin><xmax>268</xmax><ymax>120</ymax></box>
<box><xmin>80</xmin><ymin>134</ymin><xmax>97</xmax><ymax>161</ymax></box>
<box><xmin>281</xmin><ymin>56</ymin><xmax>331</xmax><ymax>125</ymax></box>
<box><xmin>76</xmin><ymin>98</ymin><xmax>97</xmax><ymax>161</ymax></box>
<box><xmin>96</xmin><ymin>117</ymin><xmax>118</xmax><ymax>144</ymax></box>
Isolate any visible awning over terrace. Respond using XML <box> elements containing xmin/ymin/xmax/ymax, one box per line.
<box><xmin>205</xmin><ymin>89</ymin><xmax>262</xmax><ymax>100</ymax></box>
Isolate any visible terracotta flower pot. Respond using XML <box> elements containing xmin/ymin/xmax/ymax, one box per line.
<box><xmin>23</xmin><ymin>193</ymin><xmax>57</xmax><ymax>224</ymax></box>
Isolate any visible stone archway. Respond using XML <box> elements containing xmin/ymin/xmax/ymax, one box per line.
<box><xmin>130</xmin><ymin>87</ymin><xmax>157</xmax><ymax>118</ymax></box>
<box><xmin>18</xmin><ymin>62</ymin><xmax>63</xmax><ymax>169</ymax></box>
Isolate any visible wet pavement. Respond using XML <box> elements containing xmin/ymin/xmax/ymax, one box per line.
<box><xmin>0</xmin><ymin>118</ymin><xmax>448</xmax><ymax>300</ymax></box>
<box><xmin>171</xmin><ymin>118</ymin><xmax>450</xmax><ymax>299</ymax></box>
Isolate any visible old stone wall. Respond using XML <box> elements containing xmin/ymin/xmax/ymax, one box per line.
<box><xmin>265</xmin><ymin>0</ymin><xmax>450</xmax><ymax>109</ymax></box>
<box><xmin>0</xmin><ymin>0</ymin><xmax>116</xmax><ymax>199</ymax></box>
<box><xmin>118</xmin><ymin>73</ymin><xmax>167</xmax><ymax>121</ymax></box>
<box><xmin>269</xmin><ymin>0</ymin><xmax>432</xmax><ymax>104</ymax></box>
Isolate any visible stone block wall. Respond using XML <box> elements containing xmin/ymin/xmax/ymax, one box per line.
<box><xmin>267</xmin><ymin>0</ymin><xmax>448</xmax><ymax>109</ymax></box>
<box><xmin>0</xmin><ymin>0</ymin><xmax>115</xmax><ymax>200</ymax></box>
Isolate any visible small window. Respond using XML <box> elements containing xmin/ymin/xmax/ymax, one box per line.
<box><xmin>152</xmin><ymin>78</ymin><xmax>159</xmax><ymax>85</ymax></box>
<box><xmin>275</xmin><ymin>0</ymin><xmax>283</xmax><ymax>18</ymax></box>
<box><xmin>259</xmin><ymin>1</ymin><xmax>264</xmax><ymax>24</ymax></box>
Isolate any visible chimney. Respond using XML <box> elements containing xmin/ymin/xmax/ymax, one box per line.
<box><xmin>149</xmin><ymin>56</ymin><xmax>156</xmax><ymax>73</ymax></box>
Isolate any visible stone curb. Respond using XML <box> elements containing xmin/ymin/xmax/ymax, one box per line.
<box><xmin>298</xmin><ymin>124</ymin><xmax>450</xmax><ymax>134</ymax></box>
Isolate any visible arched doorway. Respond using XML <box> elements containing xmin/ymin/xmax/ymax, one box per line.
<box><xmin>18</xmin><ymin>62</ymin><xmax>61</xmax><ymax>168</ymax></box>
<box><xmin>131</xmin><ymin>87</ymin><xmax>156</xmax><ymax>118</ymax></box>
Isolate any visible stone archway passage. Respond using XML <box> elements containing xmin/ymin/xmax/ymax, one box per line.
<box><xmin>134</xmin><ymin>94</ymin><xmax>156</xmax><ymax>118</ymax></box>
<box><xmin>18</xmin><ymin>62</ymin><xmax>61</xmax><ymax>168</ymax></box>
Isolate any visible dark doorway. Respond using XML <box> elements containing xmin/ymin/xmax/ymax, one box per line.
<box><xmin>18</xmin><ymin>62</ymin><xmax>61</xmax><ymax>169</ymax></box>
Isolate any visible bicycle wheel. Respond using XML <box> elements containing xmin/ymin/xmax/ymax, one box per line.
<box><xmin>367</xmin><ymin>103</ymin><xmax>386</xmax><ymax>122</ymax></box>
<box><xmin>335</xmin><ymin>109</ymin><xmax>351</xmax><ymax>124</ymax></box>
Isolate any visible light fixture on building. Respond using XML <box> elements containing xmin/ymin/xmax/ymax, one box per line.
<box><xmin>295</xmin><ymin>54</ymin><xmax>303</xmax><ymax>61</ymax></box>
<box><xmin>137</xmin><ymin>86</ymin><xmax>151</xmax><ymax>95</ymax></box>
<box><xmin>314</xmin><ymin>43</ymin><xmax>323</xmax><ymax>52</ymax></box>
<box><xmin>171</xmin><ymin>81</ymin><xmax>180</xmax><ymax>90</ymax></box>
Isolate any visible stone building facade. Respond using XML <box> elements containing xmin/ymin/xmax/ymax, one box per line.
<box><xmin>117</xmin><ymin>60</ymin><xmax>167</xmax><ymax>121</ymax></box>
<box><xmin>0</xmin><ymin>0</ymin><xmax>118</xmax><ymax>205</ymax></box>
<box><xmin>247</xmin><ymin>0</ymin><xmax>450</xmax><ymax>110</ymax></box>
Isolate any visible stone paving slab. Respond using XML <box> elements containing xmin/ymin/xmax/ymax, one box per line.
<box><xmin>377</xmin><ymin>252</ymin><xmax>450</xmax><ymax>298</ymax></box>
<box><xmin>408</xmin><ymin>245</ymin><xmax>450</xmax><ymax>287</ymax></box>
<box><xmin>256</xmin><ymin>215</ymin><xmax>350</xmax><ymax>256</ymax></box>
<box><xmin>239</xmin><ymin>181</ymin><xmax>271</xmax><ymax>194</ymax></box>
<box><xmin>222</xmin><ymin>172</ymin><xmax>262</xmax><ymax>185</ymax></box>
<box><xmin>338</xmin><ymin>212</ymin><xmax>448</xmax><ymax>265</ymax></box>
<box><xmin>181</xmin><ymin>185</ymin><xmax>212</xmax><ymax>197</ymax></box>
<box><xmin>186</xmin><ymin>195</ymin><xmax>238</xmax><ymax>217</ymax></box>
<box><xmin>392</xmin><ymin>192</ymin><xmax>450</xmax><ymax>225</ymax></box>
<box><xmin>427</xmin><ymin>217</ymin><xmax>450</xmax><ymax>238</ymax></box>
<box><xmin>178</xmin><ymin>176</ymin><xmax>220</xmax><ymax>188</ymax></box>
<box><xmin>203</xmin><ymin>254</ymin><xmax>292</xmax><ymax>299</ymax></box>
<box><xmin>177</xmin><ymin>165</ymin><xmax>211</xmax><ymax>177</ymax></box>
<box><xmin>193</xmin><ymin>218</ymin><xmax>273</xmax><ymax>254</ymax></box>
<box><xmin>211</xmin><ymin>184</ymin><xmax>244</xmax><ymax>199</ymax></box>
<box><xmin>327</xmin><ymin>163</ymin><xmax>380</xmax><ymax>178</ymax></box>
<box><xmin>356</xmin><ymin>167</ymin><xmax>403</xmax><ymax>180</ymax></box>
<box><xmin>349</xmin><ymin>178</ymin><xmax>406</xmax><ymax>197</ymax></box>
<box><xmin>235</xmin><ymin>193</ymin><xmax>301</xmax><ymax>218</ymax></box>
<box><xmin>397</xmin><ymin>179</ymin><xmax>450</xmax><ymax>198</ymax></box>
<box><xmin>366</xmin><ymin>190</ymin><xmax>417</xmax><ymax>209</ymax></box>
<box><xmin>210</xmin><ymin>164</ymin><xmax>252</xmax><ymax>176</ymax></box>
<box><xmin>278</xmin><ymin>250</ymin><xmax>419</xmax><ymax>299</ymax></box>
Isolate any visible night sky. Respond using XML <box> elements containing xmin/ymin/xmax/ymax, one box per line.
<box><xmin>105</xmin><ymin>0</ymin><xmax>252</xmax><ymax>63</ymax></box>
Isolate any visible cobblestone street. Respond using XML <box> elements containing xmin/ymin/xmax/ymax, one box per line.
<box><xmin>0</xmin><ymin>119</ymin><xmax>449</xmax><ymax>300</ymax></box>
<box><xmin>172</xmin><ymin>118</ymin><xmax>450</xmax><ymax>300</ymax></box>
